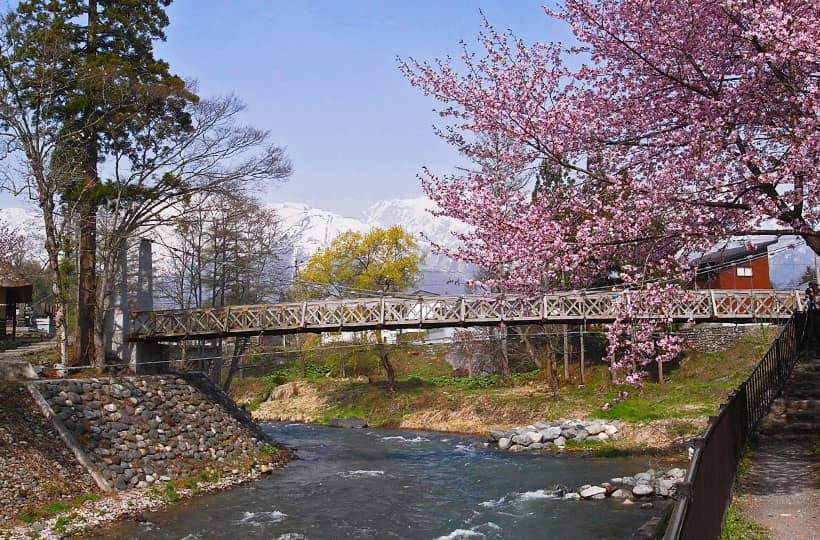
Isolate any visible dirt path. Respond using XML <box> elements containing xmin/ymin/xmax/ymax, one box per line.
<box><xmin>0</xmin><ymin>339</ymin><xmax>54</xmax><ymax>380</ymax></box>
<box><xmin>737</xmin><ymin>440</ymin><xmax>820</xmax><ymax>540</ymax></box>
<box><xmin>0</xmin><ymin>339</ymin><xmax>54</xmax><ymax>361</ymax></box>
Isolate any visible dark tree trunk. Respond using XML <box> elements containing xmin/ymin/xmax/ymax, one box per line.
<box><xmin>803</xmin><ymin>234</ymin><xmax>820</xmax><ymax>260</ymax></box>
<box><xmin>498</xmin><ymin>322</ymin><xmax>511</xmax><ymax>383</ymax></box>
<box><xmin>375</xmin><ymin>330</ymin><xmax>396</xmax><ymax>392</ymax></box>
<box><xmin>78</xmin><ymin>0</ymin><xmax>99</xmax><ymax>367</ymax></box>
<box><xmin>222</xmin><ymin>337</ymin><xmax>248</xmax><ymax>393</ymax></box>
<box><xmin>77</xmin><ymin>162</ymin><xmax>98</xmax><ymax>366</ymax></box>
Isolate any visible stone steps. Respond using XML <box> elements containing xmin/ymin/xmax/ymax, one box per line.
<box><xmin>784</xmin><ymin>384</ymin><xmax>820</xmax><ymax>399</ymax></box>
<box><xmin>756</xmin><ymin>357</ymin><xmax>820</xmax><ymax>441</ymax></box>
<box><xmin>786</xmin><ymin>398</ymin><xmax>820</xmax><ymax>411</ymax></box>
<box><xmin>785</xmin><ymin>409</ymin><xmax>820</xmax><ymax>424</ymax></box>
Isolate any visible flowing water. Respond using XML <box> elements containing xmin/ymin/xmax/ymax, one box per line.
<box><xmin>95</xmin><ymin>423</ymin><xmax>675</xmax><ymax>540</ymax></box>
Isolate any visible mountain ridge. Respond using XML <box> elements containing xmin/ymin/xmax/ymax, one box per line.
<box><xmin>1</xmin><ymin>200</ymin><xmax>814</xmax><ymax>293</ymax></box>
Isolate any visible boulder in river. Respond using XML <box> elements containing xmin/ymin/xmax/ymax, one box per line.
<box><xmin>610</xmin><ymin>488</ymin><xmax>632</xmax><ymax>499</ymax></box>
<box><xmin>580</xmin><ymin>486</ymin><xmax>606</xmax><ymax>498</ymax></box>
<box><xmin>489</xmin><ymin>430</ymin><xmax>512</xmax><ymax>442</ymax></box>
<box><xmin>328</xmin><ymin>416</ymin><xmax>368</xmax><ymax>429</ymax></box>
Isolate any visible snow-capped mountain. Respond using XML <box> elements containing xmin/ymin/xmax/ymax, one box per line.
<box><xmin>273</xmin><ymin>202</ymin><xmax>370</xmax><ymax>258</ymax></box>
<box><xmin>5</xmin><ymin>200</ymin><xmax>817</xmax><ymax>293</ymax></box>
<box><xmin>271</xmin><ymin>197</ymin><xmax>473</xmax><ymax>294</ymax></box>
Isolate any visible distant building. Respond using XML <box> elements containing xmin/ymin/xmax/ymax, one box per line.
<box><xmin>695</xmin><ymin>241</ymin><xmax>776</xmax><ymax>290</ymax></box>
<box><xmin>0</xmin><ymin>262</ymin><xmax>33</xmax><ymax>339</ymax></box>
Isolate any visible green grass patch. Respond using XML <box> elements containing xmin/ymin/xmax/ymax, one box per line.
<box><xmin>16</xmin><ymin>493</ymin><xmax>100</xmax><ymax>524</ymax></box>
<box><xmin>562</xmin><ymin>438</ymin><xmax>632</xmax><ymax>457</ymax></box>
<box><xmin>428</xmin><ymin>374</ymin><xmax>501</xmax><ymax>389</ymax></box>
<box><xmin>52</xmin><ymin>513</ymin><xmax>77</xmax><ymax>534</ymax></box>
<box><xmin>722</xmin><ymin>503</ymin><xmax>769</xmax><ymax>540</ymax></box>
<box><xmin>164</xmin><ymin>482</ymin><xmax>181</xmax><ymax>502</ymax></box>
<box><xmin>259</xmin><ymin>444</ymin><xmax>285</xmax><ymax>461</ymax></box>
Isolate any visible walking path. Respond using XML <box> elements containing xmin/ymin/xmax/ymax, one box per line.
<box><xmin>737</xmin><ymin>442</ymin><xmax>819</xmax><ymax>539</ymax></box>
<box><xmin>737</xmin><ymin>356</ymin><xmax>820</xmax><ymax>540</ymax></box>
<box><xmin>0</xmin><ymin>339</ymin><xmax>54</xmax><ymax>380</ymax></box>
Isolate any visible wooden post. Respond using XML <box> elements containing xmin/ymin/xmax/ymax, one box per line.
<box><xmin>563</xmin><ymin>324</ymin><xmax>569</xmax><ymax>379</ymax></box>
<box><xmin>579</xmin><ymin>325</ymin><xmax>585</xmax><ymax>384</ymax></box>
<box><xmin>657</xmin><ymin>356</ymin><xmax>664</xmax><ymax>384</ymax></box>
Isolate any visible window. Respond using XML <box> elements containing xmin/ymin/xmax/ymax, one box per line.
<box><xmin>736</xmin><ymin>265</ymin><xmax>753</xmax><ymax>277</ymax></box>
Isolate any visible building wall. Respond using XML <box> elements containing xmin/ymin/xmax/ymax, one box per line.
<box><xmin>698</xmin><ymin>256</ymin><xmax>772</xmax><ymax>289</ymax></box>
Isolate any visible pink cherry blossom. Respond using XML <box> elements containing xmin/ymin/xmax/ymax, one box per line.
<box><xmin>400</xmin><ymin>1</ymin><xmax>819</xmax><ymax>382</ymax></box>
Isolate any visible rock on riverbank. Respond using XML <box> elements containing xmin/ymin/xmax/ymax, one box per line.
<box><xmin>488</xmin><ymin>419</ymin><xmax>620</xmax><ymax>452</ymax></box>
<box><xmin>558</xmin><ymin>467</ymin><xmax>687</xmax><ymax>502</ymax></box>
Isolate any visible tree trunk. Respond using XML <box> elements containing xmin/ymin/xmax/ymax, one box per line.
<box><xmin>77</xmin><ymin>199</ymin><xmax>97</xmax><ymax>366</ymax></box>
<box><xmin>222</xmin><ymin>337</ymin><xmax>248</xmax><ymax>393</ymax></box>
<box><xmin>375</xmin><ymin>329</ymin><xmax>396</xmax><ymax>391</ymax></box>
<box><xmin>563</xmin><ymin>324</ymin><xmax>569</xmax><ymax>379</ymax></box>
<box><xmin>518</xmin><ymin>327</ymin><xmax>542</xmax><ymax>368</ymax></box>
<box><xmin>803</xmin><ymin>233</ymin><xmax>820</xmax><ymax>258</ymax></box>
<box><xmin>579</xmin><ymin>327</ymin><xmax>585</xmax><ymax>384</ymax></box>
<box><xmin>298</xmin><ymin>335</ymin><xmax>306</xmax><ymax>378</ymax></box>
<box><xmin>78</xmin><ymin>0</ymin><xmax>100</xmax><ymax>367</ymax></box>
<box><xmin>542</xmin><ymin>325</ymin><xmax>559</xmax><ymax>400</ymax></box>
<box><xmin>42</xmin><ymin>200</ymin><xmax>68</xmax><ymax>364</ymax></box>
<box><xmin>55</xmin><ymin>302</ymin><xmax>68</xmax><ymax>366</ymax></box>
<box><xmin>498</xmin><ymin>322</ymin><xmax>511</xmax><ymax>383</ymax></box>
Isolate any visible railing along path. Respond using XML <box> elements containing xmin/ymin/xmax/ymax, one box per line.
<box><xmin>129</xmin><ymin>289</ymin><xmax>801</xmax><ymax>342</ymax></box>
<box><xmin>664</xmin><ymin>312</ymin><xmax>806</xmax><ymax>539</ymax></box>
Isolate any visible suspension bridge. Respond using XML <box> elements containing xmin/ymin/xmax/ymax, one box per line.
<box><xmin>129</xmin><ymin>288</ymin><xmax>803</xmax><ymax>342</ymax></box>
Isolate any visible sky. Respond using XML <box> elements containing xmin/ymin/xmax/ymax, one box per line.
<box><xmin>0</xmin><ymin>0</ymin><xmax>572</xmax><ymax>218</ymax></box>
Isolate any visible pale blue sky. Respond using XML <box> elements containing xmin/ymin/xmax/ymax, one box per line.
<box><xmin>1</xmin><ymin>1</ymin><xmax>571</xmax><ymax>217</ymax></box>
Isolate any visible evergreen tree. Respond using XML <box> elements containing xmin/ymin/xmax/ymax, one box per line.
<box><xmin>12</xmin><ymin>0</ymin><xmax>196</xmax><ymax>364</ymax></box>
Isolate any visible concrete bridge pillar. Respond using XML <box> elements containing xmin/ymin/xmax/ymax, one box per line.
<box><xmin>105</xmin><ymin>243</ymin><xmax>130</xmax><ymax>367</ymax></box>
<box><xmin>133</xmin><ymin>239</ymin><xmax>167</xmax><ymax>374</ymax></box>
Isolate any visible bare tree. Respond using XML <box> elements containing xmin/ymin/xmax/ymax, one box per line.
<box><xmin>0</xmin><ymin>221</ymin><xmax>26</xmax><ymax>266</ymax></box>
<box><xmin>154</xmin><ymin>193</ymin><xmax>291</xmax><ymax>386</ymax></box>
<box><xmin>0</xmin><ymin>14</ymin><xmax>85</xmax><ymax>363</ymax></box>
<box><xmin>93</xmin><ymin>94</ymin><xmax>291</xmax><ymax>367</ymax></box>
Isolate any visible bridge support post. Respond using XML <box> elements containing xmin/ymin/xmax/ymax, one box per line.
<box><xmin>105</xmin><ymin>243</ymin><xmax>130</xmax><ymax>368</ymax></box>
<box><xmin>133</xmin><ymin>239</ymin><xmax>167</xmax><ymax>374</ymax></box>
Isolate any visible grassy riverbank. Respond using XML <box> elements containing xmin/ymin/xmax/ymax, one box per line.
<box><xmin>233</xmin><ymin>326</ymin><xmax>779</xmax><ymax>453</ymax></box>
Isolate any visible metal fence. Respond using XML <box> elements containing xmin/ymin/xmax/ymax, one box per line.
<box><xmin>663</xmin><ymin>313</ymin><xmax>806</xmax><ymax>539</ymax></box>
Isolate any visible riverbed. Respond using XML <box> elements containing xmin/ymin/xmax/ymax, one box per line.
<box><xmin>91</xmin><ymin>422</ymin><xmax>673</xmax><ymax>539</ymax></box>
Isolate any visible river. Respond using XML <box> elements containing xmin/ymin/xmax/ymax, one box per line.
<box><xmin>93</xmin><ymin>423</ymin><xmax>674</xmax><ymax>539</ymax></box>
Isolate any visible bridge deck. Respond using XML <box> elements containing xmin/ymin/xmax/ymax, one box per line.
<box><xmin>129</xmin><ymin>289</ymin><xmax>803</xmax><ymax>342</ymax></box>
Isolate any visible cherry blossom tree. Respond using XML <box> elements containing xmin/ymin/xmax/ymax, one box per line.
<box><xmin>400</xmin><ymin>1</ymin><xmax>819</xmax><ymax>382</ymax></box>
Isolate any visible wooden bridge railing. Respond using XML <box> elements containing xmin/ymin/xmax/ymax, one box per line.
<box><xmin>129</xmin><ymin>289</ymin><xmax>803</xmax><ymax>342</ymax></box>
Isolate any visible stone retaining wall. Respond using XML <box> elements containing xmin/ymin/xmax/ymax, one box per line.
<box><xmin>34</xmin><ymin>375</ymin><xmax>276</xmax><ymax>491</ymax></box>
<box><xmin>682</xmin><ymin>324</ymin><xmax>765</xmax><ymax>352</ymax></box>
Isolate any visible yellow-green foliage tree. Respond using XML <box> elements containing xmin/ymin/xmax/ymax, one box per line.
<box><xmin>295</xmin><ymin>226</ymin><xmax>424</xmax><ymax>390</ymax></box>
